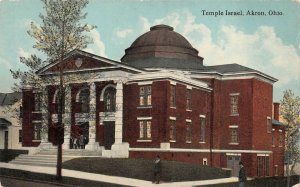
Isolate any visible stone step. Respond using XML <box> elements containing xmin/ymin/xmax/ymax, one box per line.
<box><xmin>9</xmin><ymin>160</ymin><xmax>57</xmax><ymax>167</ymax></box>
<box><xmin>15</xmin><ymin>156</ymin><xmax>71</xmax><ymax>162</ymax></box>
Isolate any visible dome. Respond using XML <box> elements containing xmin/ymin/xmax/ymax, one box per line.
<box><xmin>121</xmin><ymin>24</ymin><xmax>203</xmax><ymax>70</ymax></box>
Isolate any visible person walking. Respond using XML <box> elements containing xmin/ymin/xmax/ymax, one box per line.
<box><xmin>153</xmin><ymin>155</ymin><xmax>162</xmax><ymax>184</ymax></box>
<box><xmin>73</xmin><ymin>137</ymin><xmax>78</xmax><ymax>149</ymax></box>
<box><xmin>238</xmin><ymin>161</ymin><xmax>246</xmax><ymax>187</ymax></box>
<box><xmin>79</xmin><ymin>135</ymin><xmax>84</xmax><ymax>149</ymax></box>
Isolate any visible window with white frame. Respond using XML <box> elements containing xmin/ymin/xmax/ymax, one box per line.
<box><xmin>230</xmin><ymin>94</ymin><xmax>239</xmax><ymax>115</ymax></box>
<box><xmin>203</xmin><ymin>158</ymin><xmax>208</xmax><ymax>165</ymax></box>
<box><xmin>230</xmin><ymin>128</ymin><xmax>238</xmax><ymax>143</ymax></box>
<box><xmin>267</xmin><ymin>117</ymin><xmax>272</xmax><ymax>133</ymax></box>
<box><xmin>139</xmin><ymin>85</ymin><xmax>151</xmax><ymax>106</ymax></box>
<box><xmin>186</xmin><ymin>121</ymin><xmax>192</xmax><ymax>142</ymax></box>
<box><xmin>279</xmin><ymin>131</ymin><xmax>283</xmax><ymax>146</ymax></box>
<box><xmin>186</xmin><ymin>89</ymin><xmax>192</xmax><ymax>110</ymax></box>
<box><xmin>274</xmin><ymin>165</ymin><xmax>278</xmax><ymax>176</ymax></box>
<box><xmin>170</xmin><ymin>120</ymin><xmax>176</xmax><ymax>141</ymax></box>
<box><xmin>272</xmin><ymin>130</ymin><xmax>275</xmax><ymax>146</ymax></box>
<box><xmin>139</xmin><ymin>120</ymin><xmax>151</xmax><ymax>139</ymax></box>
<box><xmin>33</xmin><ymin>122</ymin><xmax>41</xmax><ymax>140</ymax></box>
<box><xmin>104</xmin><ymin>87</ymin><xmax>116</xmax><ymax>112</ymax></box>
<box><xmin>79</xmin><ymin>88</ymin><xmax>90</xmax><ymax>113</ymax></box>
<box><xmin>200</xmin><ymin>116</ymin><xmax>206</xmax><ymax>142</ymax></box>
<box><xmin>171</xmin><ymin>85</ymin><xmax>176</xmax><ymax>108</ymax></box>
<box><xmin>35</xmin><ymin>92</ymin><xmax>42</xmax><ymax>111</ymax></box>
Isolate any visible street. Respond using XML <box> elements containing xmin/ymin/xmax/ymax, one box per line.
<box><xmin>0</xmin><ymin>176</ymin><xmax>74</xmax><ymax>187</ymax></box>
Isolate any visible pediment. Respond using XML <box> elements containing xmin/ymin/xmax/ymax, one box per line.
<box><xmin>37</xmin><ymin>50</ymin><xmax>144</xmax><ymax>75</ymax></box>
<box><xmin>40</xmin><ymin>51</ymin><xmax>114</xmax><ymax>74</ymax></box>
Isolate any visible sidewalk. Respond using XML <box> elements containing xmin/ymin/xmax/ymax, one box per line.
<box><xmin>0</xmin><ymin>162</ymin><xmax>237</xmax><ymax>187</ymax></box>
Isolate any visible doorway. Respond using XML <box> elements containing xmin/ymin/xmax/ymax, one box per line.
<box><xmin>227</xmin><ymin>155</ymin><xmax>241</xmax><ymax>177</ymax></box>
<box><xmin>104</xmin><ymin>121</ymin><xmax>115</xmax><ymax>150</ymax></box>
<box><xmin>71</xmin><ymin>122</ymin><xmax>89</xmax><ymax>149</ymax></box>
<box><xmin>4</xmin><ymin>131</ymin><xmax>8</xmax><ymax>149</ymax></box>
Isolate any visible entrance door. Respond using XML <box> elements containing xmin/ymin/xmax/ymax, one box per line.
<box><xmin>104</xmin><ymin>121</ymin><xmax>115</xmax><ymax>150</ymax></box>
<box><xmin>4</xmin><ymin>131</ymin><xmax>8</xmax><ymax>149</ymax></box>
<box><xmin>227</xmin><ymin>155</ymin><xmax>241</xmax><ymax>177</ymax></box>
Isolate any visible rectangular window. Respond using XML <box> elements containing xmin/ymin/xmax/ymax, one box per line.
<box><xmin>230</xmin><ymin>128</ymin><xmax>238</xmax><ymax>143</ymax></box>
<box><xmin>230</xmin><ymin>95</ymin><xmax>239</xmax><ymax>115</ymax></box>
<box><xmin>272</xmin><ymin>131</ymin><xmax>275</xmax><ymax>146</ymax></box>
<box><xmin>274</xmin><ymin>165</ymin><xmax>278</xmax><ymax>176</ymax></box>
<box><xmin>170</xmin><ymin>85</ymin><xmax>176</xmax><ymax>107</ymax></box>
<box><xmin>257</xmin><ymin>157</ymin><xmax>261</xmax><ymax>177</ymax></box>
<box><xmin>203</xmin><ymin>158</ymin><xmax>208</xmax><ymax>165</ymax></box>
<box><xmin>139</xmin><ymin>120</ymin><xmax>151</xmax><ymax>139</ymax></box>
<box><xmin>170</xmin><ymin>120</ymin><xmax>176</xmax><ymax>141</ymax></box>
<box><xmin>139</xmin><ymin>86</ymin><xmax>151</xmax><ymax>106</ymax></box>
<box><xmin>33</xmin><ymin>123</ymin><xmax>41</xmax><ymax>140</ymax></box>
<box><xmin>262</xmin><ymin>156</ymin><xmax>265</xmax><ymax>176</ymax></box>
<box><xmin>279</xmin><ymin>131</ymin><xmax>283</xmax><ymax>146</ymax></box>
<box><xmin>35</xmin><ymin>92</ymin><xmax>42</xmax><ymax>111</ymax></box>
<box><xmin>267</xmin><ymin>117</ymin><xmax>272</xmax><ymax>133</ymax></box>
<box><xmin>186</xmin><ymin>121</ymin><xmax>192</xmax><ymax>142</ymax></box>
<box><xmin>200</xmin><ymin>117</ymin><xmax>206</xmax><ymax>142</ymax></box>
<box><xmin>19</xmin><ymin>130</ymin><xmax>22</xmax><ymax>143</ymax></box>
<box><xmin>186</xmin><ymin>89</ymin><xmax>192</xmax><ymax>110</ymax></box>
<box><xmin>266</xmin><ymin>157</ymin><xmax>269</xmax><ymax>176</ymax></box>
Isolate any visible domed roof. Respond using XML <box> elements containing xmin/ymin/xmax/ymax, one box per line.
<box><xmin>121</xmin><ymin>24</ymin><xmax>203</xmax><ymax>70</ymax></box>
<box><xmin>130</xmin><ymin>25</ymin><xmax>194</xmax><ymax>49</ymax></box>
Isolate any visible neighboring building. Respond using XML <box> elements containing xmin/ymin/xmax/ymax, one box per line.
<box><xmin>21</xmin><ymin>25</ymin><xmax>285</xmax><ymax>177</ymax></box>
<box><xmin>0</xmin><ymin>92</ymin><xmax>23</xmax><ymax>149</ymax></box>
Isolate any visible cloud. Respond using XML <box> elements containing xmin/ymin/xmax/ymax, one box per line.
<box><xmin>137</xmin><ymin>11</ymin><xmax>300</xmax><ymax>100</ymax></box>
<box><xmin>116</xmin><ymin>29</ymin><xmax>133</xmax><ymax>39</ymax></box>
<box><xmin>18</xmin><ymin>48</ymin><xmax>30</xmax><ymax>58</ymax></box>
<box><xmin>85</xmin><ymin>29</ymin><xmax>107</xmax><ymax>57</ymax></box>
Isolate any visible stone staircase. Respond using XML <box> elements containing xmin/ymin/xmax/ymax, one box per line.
<box><xmin>9</xmin><ymin>149</ymin><xmax>102</xmax><ymax>167</ymax></box>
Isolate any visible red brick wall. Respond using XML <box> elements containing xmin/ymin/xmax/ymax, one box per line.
<box><xmin>22</xmin><ymin>89</ymin><xmax>34</xmax><ymax>146</ymax></box>
<box><xmin>252</xmin><ymin>79</ymin><xmax>273</xmax><ymax>150</ymax></box>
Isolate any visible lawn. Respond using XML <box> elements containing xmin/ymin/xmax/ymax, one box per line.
<box><xmin>62</xmin><ymin>157</ymin><xmax>230</xmax><ymax>182</ymax></box>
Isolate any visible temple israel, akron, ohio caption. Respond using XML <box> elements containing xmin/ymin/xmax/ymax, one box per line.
<box><xmin>201</xmin><ymin>9</ymin><xmax>283</xmax><ymax>16</ymax></box>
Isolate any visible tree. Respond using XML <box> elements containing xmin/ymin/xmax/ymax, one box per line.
<box><xmin>280</xmin><ymin>89</ymin><xmax>300</xmax><ymax>187</ymax></box>
<box><xmin>10</xmin><ymin>0</ymin><xmax>96</xmax><ymax>180</ymax></box>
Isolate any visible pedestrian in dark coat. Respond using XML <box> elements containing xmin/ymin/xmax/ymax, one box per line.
<box><xmin>153</xmin><ymin>155</ymin><xmax>162</xmax><ymax>184</ymax></box>
<box><xmin>238</xmin><ymin>161</ymin><xmax>246</xmax><ymax>187</ymax></box>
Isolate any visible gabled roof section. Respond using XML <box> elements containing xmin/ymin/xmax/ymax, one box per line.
<box><xmin>191</xmin><ymin>63</ymin><xmax>278</xmax><ymax>83</ymax></box>
<box><xmin>37</xmin><ymin>49</ymin><xmax>145</xmax><ymax>75</ymax></box>
<box><xmin>0</xmin><ymin>92</ymin><xmax>22</xmax><ymax>106</ymax></box>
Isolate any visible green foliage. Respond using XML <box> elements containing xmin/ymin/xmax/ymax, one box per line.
<box><xmin>10</xmin><ymin>0</ymin><xmax>96</xmax><ymax>89</ymax></box>
<box><xmin>280</xmin><ymin>89</ymin><xmax>300</xmax><ymax>172</ymax></box>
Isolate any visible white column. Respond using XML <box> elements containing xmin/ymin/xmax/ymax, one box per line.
<box><xmin>114</xmin><ymin>80</ymin><xmax>123</xmax><ymax>144</ymax></box>
<box><xmin>110</xmin><ymin>79</ymin><xmax>129</xmax><ymax>158</ymax></box>
<box><xmin>63</xmin><ymin>85</ymin><xmax>71</xmax><ymax>149</ymax></box>
<box><xmin>85</xmin><ymin>82</ymin><xmax>98</xmax><ymax>150</ymax></box>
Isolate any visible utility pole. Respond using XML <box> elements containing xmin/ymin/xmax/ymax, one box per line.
<box><xmin>56</xmin><ymin>9</ymin><xmax>66</xmax><ymax>181</ymax></box>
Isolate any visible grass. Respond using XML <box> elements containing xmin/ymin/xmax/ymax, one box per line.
<box><xmin>62</xmin><ymin>157</ymin><xmax>230</xmax><ymax>182</ymax></box>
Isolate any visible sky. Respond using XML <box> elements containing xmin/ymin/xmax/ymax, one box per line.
<box><xmin>0</xmin><ymin>0</ymin><xmax>299</xmax><ymax>102</ymax></box>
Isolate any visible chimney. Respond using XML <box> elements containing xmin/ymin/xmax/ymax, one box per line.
<box><xmin>273</xmin><ymin>102</ymin><xmax>280</xmax><ymax>121</ymax></box>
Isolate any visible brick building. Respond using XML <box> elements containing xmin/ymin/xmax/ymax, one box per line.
<box><xmin>21</xmin><ymin>25</ymin><xmax>285</xmax><ymax>177</ymax></box>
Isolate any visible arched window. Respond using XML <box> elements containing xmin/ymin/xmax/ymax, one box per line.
<box><xmin>79</xmin><ymin>89</ymin><xmax>90</xmax><ymax>113</ymax></box>
<box><xmin>104</xmin><ymin>87</ymin><xmax>116</xmax><ymax>112</ymax></box>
